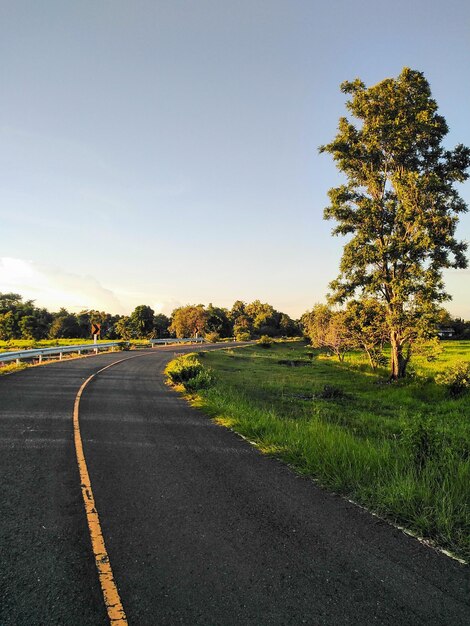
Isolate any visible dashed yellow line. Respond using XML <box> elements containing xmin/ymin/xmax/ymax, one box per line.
<box><xmin>73</xmin><ymin>356</ymin><xmax>148</xmax><ymax>625</ymax></box>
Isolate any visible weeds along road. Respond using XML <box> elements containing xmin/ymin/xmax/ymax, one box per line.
<box><xmin>0</xmin><ymin>344</ymin><xmax>468</xmax><ymax>625</ymax></box>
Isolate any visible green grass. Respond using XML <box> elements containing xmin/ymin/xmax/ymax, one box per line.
<box><xmin>173</xmin><ymin>341</ymin><xmax>470</xmax><ymax>561</ymax></box>
<box><xmin>0</xmin><ymin>362</ymin><xmax>28</xmax><ymax>376</ymax></box>
<box><xmin>0</xmin><ymin>338</ymin><xmax>151</xmax><ymax>352</ymax></box>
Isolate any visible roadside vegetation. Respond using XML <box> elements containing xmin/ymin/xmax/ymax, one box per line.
<box><xmin>0</xmin><ymin>338</ymin><xmax>148</xmax><ymax>351</ymax></box>
<box><xmin>166</xmin><ymin>340</ymin><xmax>470</xmax><ymax>561</ymax></box>
<box><xmin>0</xmin><ymin>362</ymin><xmax>28</xmax><ymax>376</ymax></box>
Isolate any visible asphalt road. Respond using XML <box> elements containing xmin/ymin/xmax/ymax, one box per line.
<box><xmin>0</xmin><ymin>345</ymin><xmax>468</xmax><ymax>625</ymax></box>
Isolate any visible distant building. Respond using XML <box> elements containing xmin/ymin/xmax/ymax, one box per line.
<box><xmin>437</xmin><ymin>327</ymin><xmax>455</xmax><ymax>339</ymax></box>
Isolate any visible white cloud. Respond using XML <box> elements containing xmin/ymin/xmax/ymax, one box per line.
<box><xmin>0</xmin><ymin>257</ymin><xmax>125</xmax><ymax>314</ymax></box>
<box><xmin>0</xmin><ymin>257</ymin><xmax>184</xmax><ymax>316</ymax></box>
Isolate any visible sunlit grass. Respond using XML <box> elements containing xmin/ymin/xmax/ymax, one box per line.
<box><xmin>174</xmin><ymin>340</ymin><xmax>470</xmax><ymax>561</ymax></box>
<box><xmin>0</xmin><ymin>362</ymin><xmax>28</xmax><ymax>376</ymax></box>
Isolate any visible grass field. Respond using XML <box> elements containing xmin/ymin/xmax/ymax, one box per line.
<box><xmin>175</xmin><ymin>340</ymin><xmax>470</xmax><ymax>561</ymax></box>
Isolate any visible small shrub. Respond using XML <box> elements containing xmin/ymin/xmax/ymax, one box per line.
<box><xmin>183</xmin><ymin>368</ymin><xmax>214</xmax><ymax>392</ymax></box>
<box><xmin>436</xmin><ymin>361</ymin><xmax>470</xmax><ymax>397</ymax></box>
<box><xmin>258</xmin><ymin>335</ymin><xmax>272</xmax><ymax>348</ymax></box>
<box><xmin>205</xmin><ymin>332</ymin><xmax>220</xmax><ymax>343</ymax></box>
<box><xmin>165</xmin><ymin>354</ymin><xmax>203</xmax><ymax>383</ymax></box>
<box><xmin>165</xmin><ymin>353</ymin><xmax>214</xmax><ymax>391</ymax></box>
<box><xmin>316</xmin><ymin>384</ymin><xmax>347</xmax><ymax>400</ymax></box>
<box><xmin>401</xmin><ymin>415</ymin><xmax>443</xmax><ymax>474</ymax></box>
<box><xmin>235</xmin><ymin>331</ymin><xmax>251</xmax><ymax>341</ymax></box>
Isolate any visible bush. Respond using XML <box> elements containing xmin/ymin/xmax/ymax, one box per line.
<box><xmin>165</xmin><ymin>353</ymin><xmax>214</xmax><ymax>391</ymax></box>
<box><xmin>401</xmin><ymin>415</ymin><xmax>444</xmax><ymax>474</ymax></box>
<box><xmin>258</xmin><ymin>335</ymin><xmax>272</xmax><ymax>348</ymax></box>
<box><xmin>436</xmin><ymin>361</ymin><xmax>470</xmax><ymax>397</ymax></box>
<box><xmin>317</xmin><ymin>385</ymin><xmax>347</xmax><ymax>400</ymax></box>
<box><xmin>205</xmin><ymin>331</ymin><xmax>220</xmax><ymax>343</ymax></box>
<box><xmin>165</xmin><ymin>354</ymin><xmax>203</xmax><ymax>383</ymax></box>
<box><xmin>235</xmin><ymin>331</ymin><xmax>251</xmax><ymax>341</ymax></box>
<box><xmin>183</xmin><ymin>368</ymin><xmax>214</xmax><ymax>392</ymax></box>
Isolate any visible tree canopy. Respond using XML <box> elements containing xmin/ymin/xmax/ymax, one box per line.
<box><xmin>320</xmin><ymin>68</ymin><xmax>470</xmax><ymax>378</ymax></box>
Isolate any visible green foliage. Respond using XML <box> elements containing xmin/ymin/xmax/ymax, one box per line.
<box><xmin>165</xmin><ymin>353</ymin><xmax>214</xmax><ymax>391</ymax></box>
<box><xmin>205</xmin><ymin>304</ymin><xmax>232</xmax><ymax>337</ymax></box>
<box><xmin>231</xmin><ymin>300</ymin><xmax>299</xmax><ymax>339</ymax></box>
<box><xmin>183</xmin><ymin>368</ymin><xmax>214</xmax><ymax>392</ymax></box>
<box><xmin>320</xmin><ymin>68</ymin><xmax>470</xmax><ymax>379</ymax></box>
<box><xmin>301</xmin><ymin>304</ymin><xmax>352</xmax><ymax>361</ymax></box>
<box><xmin>0</xmin><ymin>293</ymin><xmax>52</xmax><ymax>340</ymax></box>
<box><xmin>49</xmin><ymin>309</ymin><xmax>81</xmax><ymax>339</ymax></box>
<box><xmin>153</xmin><ymin>313</ymin><xmax>171</xmax><ymax>338</ymax></box>
<box><xmin>258</xmin><ymin>335</ymin><xmax>272</xmax><ymax>348</ymax></box>
<box><xmin>114</xmin><ymin>316</ymin><xmax>133</xmax><ymax>340</ymax></box>
<box><xmin>205</xmin><ymin>331</ymin><xmax>220</xmax><ymax>343</ymax></box>
<box><xmin>130</xmin><ymin>305</ymin><xmax>155</xmax><ymax>338</ymax></box>
<box><xmin>0</xmin><ymin>311</ymin><xmax>15</xmax><ymax>340</ymax></box>
<box><xmin>165</xmin><ymin>354</ymin><xmax>202</xmax><ymax>383</ymax></box>
<box><xmin>436</xmin><ymin>361</ymin><xmax>470</xmax><ymax>397</ymax></box>
<box><xmin>0</xmin><ymin>293</ymin><xmax>299</xmax><ymax>344</ymax></box>
<box><xmin>235</xmin><ymin>330</ymin><xmax>251</xmax><ymax>341</ymax></box>
<box><xmin>169</xmin><ymin>305</ymin><xmax>207</xmax><ymax>338</ymax></box>
<box><xmin>343</xmin><ymin>299</ymin><xmax>388</xmax><ymax>369</ymax></box>
<box><xmin>413</xmin><ymin>337</ymin><xmax>443</xmax><ymax>362</ymax></box>
<box><xmin>402</xmin><ymin>414</ymin><xmax>444</xmax><ymax>475</ymax></box>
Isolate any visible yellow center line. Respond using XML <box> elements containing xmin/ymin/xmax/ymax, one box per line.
<box><xmin>73</xmin><ymin>353</ymin><xmax>154</xmax><ymax>625</ymax></box>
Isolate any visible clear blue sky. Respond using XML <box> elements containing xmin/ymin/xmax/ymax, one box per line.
<box><xmin>1</xmin><ymin>0</ymin><xmax>469</xmax><ymax>318</ymax></box>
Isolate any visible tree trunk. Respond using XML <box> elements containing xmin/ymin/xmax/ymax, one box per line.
<box><xmin>364</xmin><ymin>348</ymin><xmax>376</xmax><ymax>370</ymax></box>
<box><xmin>390</xmin><ymin>331</ymin><xmax>408</xmax><ymax>379</ymax></box>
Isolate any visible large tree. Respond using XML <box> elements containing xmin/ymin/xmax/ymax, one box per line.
<box><xmin>320</xmin><ymin>68</ymin><xmax>470</xmax><ymax>378</ymax></box>
<box><xmin>168</xmin><ymin>305</ymin><xmax>208</xmax><ymax>338</ymax></box>
<box><xmin>205</xmin><ymin>304</ymin><xmax>232</xmax><ymax>337</ymax></box>
<box><xmin>130</xmin><ymin>305</ymin><xmax>155</xmax><ymax>338</ymax></box>
<box><xmin>49</xmin><ymin>309</ymin><xmax>81</xmax><ymax>339</ymax></box>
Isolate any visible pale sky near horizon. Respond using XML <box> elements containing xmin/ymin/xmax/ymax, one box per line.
<box><xmin>1</xmin><ymin>1</ymin><xmax>469</xmax><ymax>319</ymax></box>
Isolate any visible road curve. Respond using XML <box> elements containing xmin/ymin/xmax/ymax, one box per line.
<box><xmin>0</xmin><ymin>345</ymin><xmax>468</xmax><ymax>625</ymax></box>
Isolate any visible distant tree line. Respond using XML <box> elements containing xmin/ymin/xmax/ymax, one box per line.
<box><xmin>0</xmin><ymin>293</ymin><xmax>301</xmax><ymax>341</ymax></box>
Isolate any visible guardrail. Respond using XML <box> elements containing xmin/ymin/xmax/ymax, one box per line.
<box><xmin>0</xmin><ymin>338</ymin><xmax>209</xmax><ymax>366</ymax></box>
<box><xmin>150</xmin><ymin>338</ymin><xmax>206</xmax><ymax>346</ymax></box>
<box><xmin>0</xmin><ymin>342</ymin><xmax>128</xmax><ymax>365</ymax></box>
